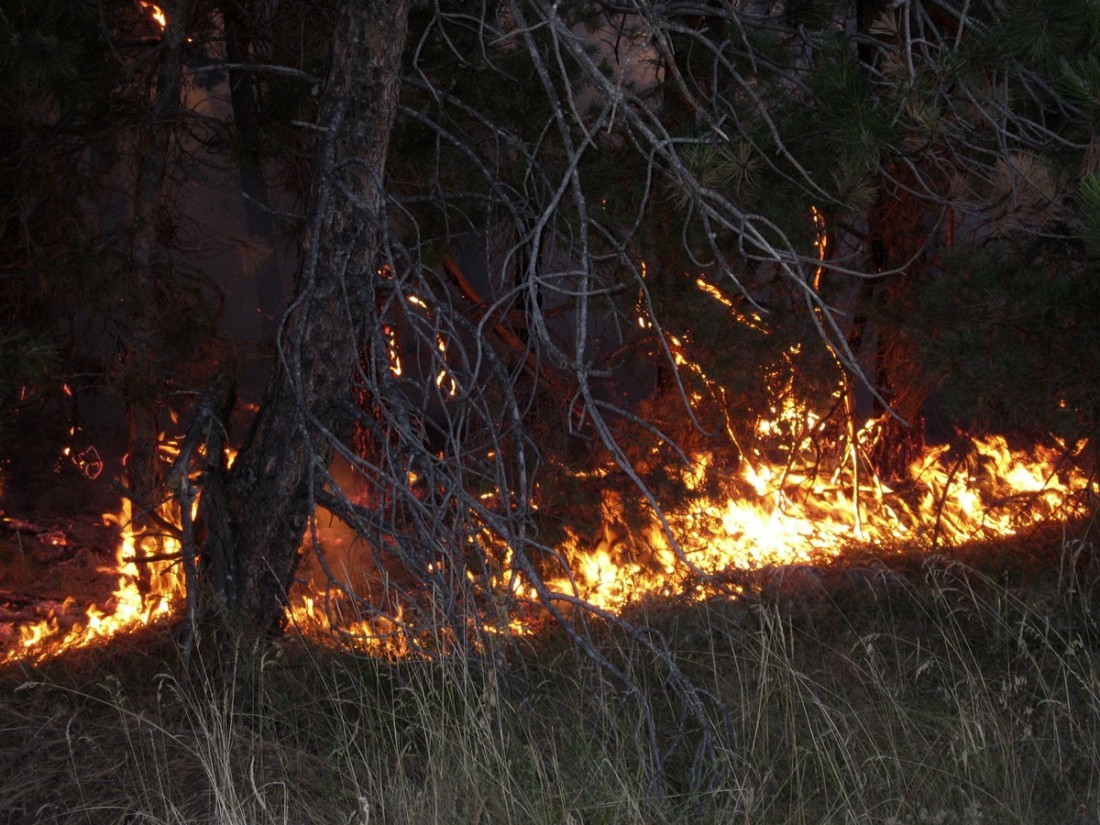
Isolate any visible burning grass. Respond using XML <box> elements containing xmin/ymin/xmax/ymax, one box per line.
<box><xmin>6</xmin><ymin>410</ymin><xmax>1094</xmax><ymax>664</ymax></box>
<box><xmin>1</xmin><ymin>533</ymin><xmax>1098</xmax><ymax>825</ymax></box>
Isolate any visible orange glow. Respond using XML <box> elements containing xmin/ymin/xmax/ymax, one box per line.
<box><xmin>536</xmin><ymin>424</ymin><xmax>1092</xmax><ymax>615</ymax></box>
<box><xmin>3</xmin><ymin>405</ymin><xmax>1091</xmax><ymax>664</ymax></box>
<box><xmin>810</xmin><ymin>205</ymin><xmax>827</xmax><ymax>290</ymax></box>
<box><xmin>434</xmin><ymin>335</ymin><xmax>459</xmax><ymax>396</ymax></box>
<box><xmin>0</xmin><ymin>432</ymin><xmax>228</xmax><ymax>666</ymax></box>
<box><xmin>383</xmin><ymin>324</ymin><xmax>403</xmax><ymax>376</ymax></box>
<box><xmin>274</xmin><ymin>399</ymin><xmax>1092</xmax><ymax>657</ymax></box>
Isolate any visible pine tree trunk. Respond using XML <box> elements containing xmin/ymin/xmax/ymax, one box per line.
<box><xmin>863</xmin><ymin>162</ymin><xmax>936</xmax><ymax>479</ymax></box>
<box><xmin>222</xmin><ymin>1</ymin><xmax>285</xmax><ymax>347</ymax></box>
<box><xmin>209</xmin><ymin>0</ymin><xmax>412</xmax><ymax>635</ymax></box>
<box><xmin>127</xmin><ymin>0</ymin><xmax>195</xmax><ymax>589</ymax></box>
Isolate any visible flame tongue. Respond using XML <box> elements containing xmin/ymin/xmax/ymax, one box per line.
<box><xmin>1</xmin><ymin>480</ymin><xmax>186</xmax><ymax>665</ymax></box>
<box><xmin>140</xmin><ymin>1</ymin><xmax>167</xmax><ymax>29</ymax></box>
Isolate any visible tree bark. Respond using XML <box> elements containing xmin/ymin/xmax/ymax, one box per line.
<box><xmin>862</xmin><ymin>161</ymin><xmax>936</xmax><ymax>479</ymax></box>
<box><xmin>210</xmin><ymin>0</ymin><xmax>412</xmax><ymax>634</ymax></box>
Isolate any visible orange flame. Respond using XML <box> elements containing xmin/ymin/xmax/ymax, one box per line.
<box><xmin>140</xmin><ymin>1</ymin><xmax>167</xmax><ymax>29</ymax></box>
<box><xmin>538</xmin><ymin>425</ymin><xmax>1092</xmax><ymax>615</ymax></box>
<box><xmin>2</xmin><ymin>494</ymin><xmax>184</xmax><ymax>665</ymax></box>
<box><xmin>3</xmin><ymin>265</ymin><xmax>1096</xmax><ymax>662</ymax></box>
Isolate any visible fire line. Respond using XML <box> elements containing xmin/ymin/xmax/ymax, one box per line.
<box><xmin>1</xmin><ymin>406</ymin><xmax>1092</xmax><ymax>665</ymax></box>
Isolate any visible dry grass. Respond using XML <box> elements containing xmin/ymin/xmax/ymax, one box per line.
<box><xmin>1</xmin><ymin>532</ymin><xmax>1098</xmax><ymax>825</ymax></box>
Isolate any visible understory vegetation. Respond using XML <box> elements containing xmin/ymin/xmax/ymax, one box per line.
<box><xmin>2</xmin><ymin>531</ymin><xmax>1098</xmax><ymax>825</ymax></box>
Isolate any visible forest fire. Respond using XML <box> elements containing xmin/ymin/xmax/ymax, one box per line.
<box><xmin>1</xmin><ymin>401</ymin><xmax>1092</xmax><ymax>665</ymax></box>
<box><xmin>2</xmin><ymin>496</ymin><xmax>182</xmax><ymax>663</ymax></box>
<box><xmin>4</xmin><ymin>0</ymin><xmax>1097</xmax><ymax>671</ymax></box>
<box><xmin>540</xmin><ymin>426</ymin><xmax>1092</xmax><ymax>615</ymax></box>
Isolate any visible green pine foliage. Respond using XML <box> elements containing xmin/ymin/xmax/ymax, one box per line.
<box><xmin>6</xmin><ymin>0</ymin><xmax>1100</xmax><ymax>525</ymax></box>
<box><xmin>800</xmin><ymin>34</ymin><xmax>897</xmax><ymax>204</ymax></box>
<box><xmin>888</xmin><ymin>244</ymin><xmax>1100</xmax><ymax>443</ymax></box>
<box><xmin>178</xmin><ymin>0</ymin><xmax>1100</xmax><ymax>472</ymax></box>
<box><xmin>1059</xmin><ymin>54</ymin><xmax>1100</xmax><ymax>133</ymax></box>
<box><xmin>0</xmin><ymin>0</ymin><xmax>105</xmax><ymax>106</ymax></box>
<box><xmin>0</xmin><ymin>0</ymin><xmax>236</xmax><ymax>433</ymax></box>
<box><xmin>994</xmin><ymin>0</ymin><xmax>1100</xmax><ymax>71</ymax></box>
<box><xmin>619</xmin><ymin>0</ymin><xmax>1100</xmax><ymax>471</ymax></box>
<box><xmin>783</xmin><ymin>0</ymin><xmax>842</xmax><ymax>30</ymax></box>
<box><xmin>0</xmin><ymin>0</ymin><xmax>117</xmax><ymax>414</ymax></box>
<box><xmin>1079</xmin><ymin>173</ymin><xmax>1100</xmax><ymax>256</ymax></box>
<box><xmin>392</xmin><ymin>0</ymin><xmax>631</xmax><ymax>246</ymax></box>
<box><xmin>0</xmin><ymin>328</ymin><xmax>60</xmax><ymax>403</ymax></box>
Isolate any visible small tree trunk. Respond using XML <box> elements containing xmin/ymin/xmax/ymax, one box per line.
<box><xmin>126</xmin><ymin>0</ymin><xmax>195</xmax><ymax>588</ymax></box>
<box><xmin>222</xmin><ymin>1</ymin><xmax>286</xmax><ymax>346</ymax></box>
<box><xmin>863</xmin><ymin>162</ymin><xmax>936</xmax><ymax>479</ymax></box>
<box><xmin>209</xmin><ymin>0</ymin><xmax>412</xmax><ymax>634</ymax></box>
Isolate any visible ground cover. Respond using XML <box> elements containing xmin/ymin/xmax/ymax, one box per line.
<box><xmin>1</xmin><ymin>530</ymin><xmax>1097</xmax><ymax>825</ymax></box>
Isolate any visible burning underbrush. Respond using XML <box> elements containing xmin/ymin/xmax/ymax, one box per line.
<box><xmin>2</xmin><ymin>397</ymin><xmax>1098</xmax><ymax>824</ymax></box>
<box><xmin>1</xmin><ymin>394</ymin><xmax>1095</xmax><ymax>665</ymax></box>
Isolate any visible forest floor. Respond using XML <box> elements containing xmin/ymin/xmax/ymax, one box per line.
<box><xmin>0</xmin><ymin>523</ymin><xmax>1096</xmax><ymax>824</ymax></box>
<box><xmin>1</xmin><ymin>401</ymin><xmax>1099</xmax><ymax>824</ymax></box>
